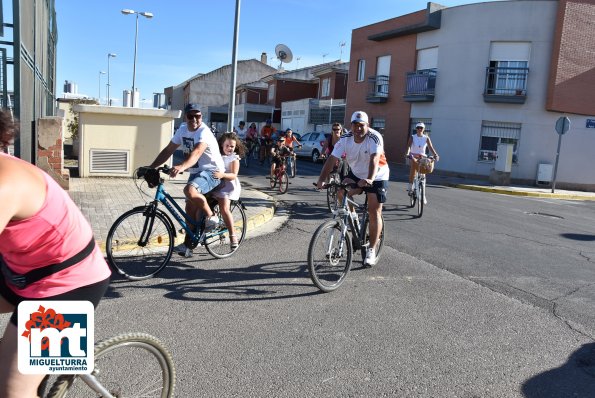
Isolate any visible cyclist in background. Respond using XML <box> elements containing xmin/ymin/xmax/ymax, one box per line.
<box><xmin>259</xmin><ymin>119</ymin><xmax>276</xmax><ymax>165</ymax></box>
<box><xmin>316</xmin><ymin>111</ymin><xmax>389</xmax><ymax>267</ymax></box>
<box><xmin>405</xmin><ymin>122</ymin><xmax>439</xmax><ymax>192</ymax></box>
<box><xmin>283</xmin><ymin>128</ymin><xmax>302</xmax><ymax>160</ymax></box>
<box><xmin>235</xmin><ymin>120</ymin><xmax>248</xmax><ymax>141</ymax></box>
<box><xmin>0</xmin><ymin>110</ymin><xmax>111</xmax><ymax>398</ymax></box>
<box><xmin>270</xmin><ymin>136</ymin><xmax>291</xmax><ymax>180</ymax></box>
<box><xmin>322</xmin><ymin>122</ymin><xmax>349</xmax><ymax>179</ymax></box>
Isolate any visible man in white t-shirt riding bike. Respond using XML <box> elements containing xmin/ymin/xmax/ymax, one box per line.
<box><xmin>316</xmin><ymin>111</ymin><xmax>390</xmax><ymax>267</ymax></box>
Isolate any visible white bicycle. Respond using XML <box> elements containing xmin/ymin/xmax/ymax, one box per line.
<box><xmin>408</xmin><ymin>155</ymin><xmax>436</xmax><ymax>218</ymax></box>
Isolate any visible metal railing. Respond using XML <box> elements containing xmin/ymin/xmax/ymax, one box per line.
<box><xmin>405</xmin><ymin>69</ymin><xmax>436</xmax><ymax>96</ymax></box>
<box><xmin>366</xmin><ymin>75</ymin><xmax>389</xmax><ymax>103</ymax></box>
<box><xmin>484</xmin><ymin>66</ymin><xmax>529</xmax><ymax>96</ymax></box>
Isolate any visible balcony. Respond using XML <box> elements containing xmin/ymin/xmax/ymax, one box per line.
<box><xmin>483</xmin><ymin>67</ymin><xmax>529</xmax><ymax>104</ymax></box>
<box><xmin>366</xmin><ymin>75</ymin><xmax>389</xmax><ymax>103</ymax></box>
<box><xmin>403</xmin><ymin>69</ymin><xmax>436</xmax><ymax>102</ymax></box>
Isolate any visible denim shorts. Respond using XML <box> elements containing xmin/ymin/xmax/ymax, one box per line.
<box><xmin>187</xmin><ymin>169</ymin><xmax>221</xmax><ymax>194</ymax></box>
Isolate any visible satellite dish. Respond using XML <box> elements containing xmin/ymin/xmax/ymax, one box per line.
<box><xmin>275</xmin><ymin>44</ymin><xmax>293</xmax><ymax>69</ymax></box>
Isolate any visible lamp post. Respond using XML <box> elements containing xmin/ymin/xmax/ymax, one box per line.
<box><xmin>121</xmin><ymin>9</ymin><xmax>153</xmax><ymax>108</ymax></box>
<box><xmin>107</xmin><ymin>53</ymin><xmax>116</xmax><ymax>106</ymax></box>
<box><xmin>98</xmin><ymin>71</ymin><xmax>106</xmax><ymax>104</ymax></box>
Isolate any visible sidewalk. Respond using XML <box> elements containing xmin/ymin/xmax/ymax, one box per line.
<box><xmin>389</xmin><ymin>163</ymin><xmax>595</xmax><ymax>201</ymax></box>
<box><xmin>67</xmin><ymin>177</ymin><xmax>276</xmax><ymax>252</ymax></box>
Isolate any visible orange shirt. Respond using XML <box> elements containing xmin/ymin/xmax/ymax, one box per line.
<box><xmin>261</xmin><ymin>126</ymin><xmax>275</xmax><ymax>139</ymax></box>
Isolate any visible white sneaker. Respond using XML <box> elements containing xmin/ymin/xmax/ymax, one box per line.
<box><xmin>364</xmin><ymin>248</ymin><xmax>376</xmax><ymax>267</ymax></box>
<box><xmin>205</xmin><ymin>215</ymin><xmax>220</xmax><ymax>231</ymax></box>
<box><xmin>174</xmin><ymin>243</ymin><xmax>193</xmax><ymax>258</ymax></box>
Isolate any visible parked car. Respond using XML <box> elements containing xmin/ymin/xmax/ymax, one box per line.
<box><xmin>293</xmin><ymin>132</ymin><xmax>331</xmax><ymax>163</ymax></box>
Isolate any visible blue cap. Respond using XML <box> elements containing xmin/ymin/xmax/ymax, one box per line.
<box><xmin>184</xmin><ymin>103</ymin><xmax>201</xmax><ymax>113</ymax></box>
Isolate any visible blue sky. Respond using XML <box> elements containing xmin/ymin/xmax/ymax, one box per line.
<box><xmin>55</xmin><ymin>0</ymin><xmax>496</xmax><ymax>107</ymax></box>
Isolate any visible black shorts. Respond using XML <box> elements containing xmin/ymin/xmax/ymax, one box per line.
<box><xmin>0</xmin><ymin>275</ymin><xmax>110</xmax><ymax>326</ymax></box>
<box><xmin>344</xmin><ymin>170</ymin><xmax>389</xmax><ymax>203</ymax></box>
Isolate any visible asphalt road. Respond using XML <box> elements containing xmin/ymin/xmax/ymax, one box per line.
<box><xmin>2</xmin><ymin>158</ymin><xmax>594</xmax><ymax>397</ymax></box>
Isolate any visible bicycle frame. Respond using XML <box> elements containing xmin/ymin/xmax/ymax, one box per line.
<box><xmin>326</xmin><ymin>186</ymin><xmax>369</xmax><ymax>256</ymax></box>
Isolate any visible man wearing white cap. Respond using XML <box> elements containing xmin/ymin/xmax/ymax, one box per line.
<box><xmin>405</xmin><ymin>122</ymin><xmax>439</xmax><ymax>198</ymax></box>
<box><xmin>316</xmin><ymin>110</ymin><xmax>389</xmax><ymax>267</ymax></box>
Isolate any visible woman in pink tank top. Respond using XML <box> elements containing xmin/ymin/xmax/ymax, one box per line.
<box><xmin>0</xmin><ymin>112</ymin><xmax>111</xmax><ymax>398</ymax></box>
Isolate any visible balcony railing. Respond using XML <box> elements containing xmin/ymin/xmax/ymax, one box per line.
<box><xmin>366</xmin><ymin>75</ymin><xmax>389</xmax><ymax>103</ymax></box>
<box><xmin>403</xmin><ymin>69</ymin><xmax>436</xmax><ymax>102</ymax></box>
<box><xmin>483</xmin><ymin>67</ymin><xmax>529</xmax><ymax>104</ymax></box>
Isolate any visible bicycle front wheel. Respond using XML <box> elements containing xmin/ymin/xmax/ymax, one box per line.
<box><xmin>106</xmin><ymin>207</ymin><xmax>174</xmax><ymax>280</ymax></box>
<box><xmin>278</xmin><ymin>171</ymin><xmax>289</xmax><ymax>194</ymax></box>
<box><xmin>417</xmin><ymin>183</ymin><xmax>424</xmax><ymax>218</ymax></box>
<box><xmin>47</xmin><ymin>332</ymin><xmax>176</xmax><ymax>398</ymax></box>
<box><xmin>205</xmin><ymin>201</ymin><xmax>247</xmax><ymax>258</ymax></box>
<box><xmin>308</xmin><ymin>220</ymin><xmax>352</xmax><ymax>292</ymax></box>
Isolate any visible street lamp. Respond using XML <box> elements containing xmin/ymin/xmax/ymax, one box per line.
<box><xmin>121</xmin><ymin>9</ymin><xmax>153</xmax><ymax>108</ymax></box>
<box><xmin>107</xmin><ymin>53</ymin><xmax>116</xmax><ymax>106</ymax></box>
<box><xmin>98</xmin><ymin>71</ymin><xmax>106</xmax><ymax>104</ymax></box>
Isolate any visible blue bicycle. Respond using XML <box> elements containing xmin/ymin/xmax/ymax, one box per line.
<box><xmin>106</xmin><ymin>165</ymin><xmax>247</xmax><ymax>280</ymax></box>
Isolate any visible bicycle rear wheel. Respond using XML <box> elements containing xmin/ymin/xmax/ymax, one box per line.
<box><xmin>360</xmin><ymin>214</ymin><xmax>385</xmax><ymax>265</ymax></box>
<box><xmin>326</xmin><ymin>174</ymin><xmax>339</xmax><ymax>212</ymax></box>
<box><xmin>409</xmin><ymin>184</ymin><xmax>416</xmax><ymax>208</ymax></box>
<box><xmin>288</xmin><ymin>156</ymin><xmax>296</xmax><ymax>178</ymax></box>
<box><xmin>47</xmin><ymin>332</ymin><xmax>176</xmax><ymax>398</ymax></box>
<box><xmin>204</xmin><ymin>201</ymin><xmax>247</xmax><ymax>258</ymax></box>
<box><xmin>278</xmin><ymin>171</ymin><xmax>289</xmax><ymax>194</ymax></box>
<box><xmin>417</xmin><ymin>183</ymin><xmax>424</xmax><ymax>218</ymax></box>
<box><xmin>106</xmin><ymin>207</ymin><xmax>174</xmax><ymax>280</ymax></box>
<box><xmin>308</xmin><ymin>220</ymin><xmax>353</xmax><ymax>292</ymax></box>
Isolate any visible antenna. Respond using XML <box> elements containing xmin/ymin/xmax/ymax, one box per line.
<box><xmin>322</xmin><ymin>53</ymin><xmax>329</xmax><ymax>63</ymax></box>
<box><xmin>296</xmin><ymin>57</ymin><xmax>301</xmax><ymax>69</ymax></box>
<box><xmin>275</xmin><ymin>44</ymin><xmax>293</xmax><ymax>70</ymax></box>
<box><xmin>339</xmin><ymin>41</ymin><xmax>346</xmax><ymax>61</ymax></box>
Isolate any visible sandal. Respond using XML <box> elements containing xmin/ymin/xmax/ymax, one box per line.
<box><xmin>230</xmin><ymin>235</ymin><xmax>239</xmax><ymax>250</ymax></box>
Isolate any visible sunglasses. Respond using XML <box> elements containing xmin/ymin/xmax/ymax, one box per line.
<box><xmin>186</xmin><ymin>113</ymin><xmax>202</xmax><ymax>120</ymax></box>
<box><xmin>416</xmin><ymin>127</ymin><xmax>423</xmax><ymax>129</ymax></box>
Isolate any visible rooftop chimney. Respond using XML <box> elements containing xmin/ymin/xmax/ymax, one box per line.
<box><xmin>261</xmin><ymin>52</ymin><xmax>267</xmax><ymax>64</ymax></box>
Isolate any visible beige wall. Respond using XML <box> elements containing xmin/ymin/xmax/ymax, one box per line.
<box><xmin>74</xmin><ymin>105</ymin><xmax>181</xmax><ymax>177</ymax></box>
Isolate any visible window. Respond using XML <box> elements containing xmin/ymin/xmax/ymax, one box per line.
<box><xmin>357</xmin><ymin>59</ymin><xmax>365</xmax><ymax>82</ymax></box>
<box><xmin>478</xmin><ymin>121</ymin><xmax>520</xmax><ymax>163</ymax></box>
<box><xmin>268</xmin><ymin>84</ymin><xmax>275</xmax><ymax>101</ymax></box>
<box><xmin>371</xmin><ymin>118</ymin><xmax>385</xmax><ymax>135</ymax></box>
<box><xmin>321</xmin><ymin>78</ymin><xmax>330</xmax><ymax>97</ymax></box>
<box><xmin>488</xmin><ymin>60</ymin><xmax>528</xmax><ymax>95</ymax></box>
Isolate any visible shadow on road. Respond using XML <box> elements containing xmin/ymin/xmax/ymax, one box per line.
<box><xmin>521</xmin><ymin>342</ymin><xmax>595</xmax><ymax>397</ymax></box>
<box><xmin>560</xmin><ymin>233</ymin><xmax>595</xmax><ymax>242</ymax></box>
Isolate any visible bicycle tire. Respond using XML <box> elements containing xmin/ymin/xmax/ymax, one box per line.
<box><xmin>106</xmin><ymin>207</ymin><xmax>174</xmax><ymax>280</ymax></box>
<box><xmin>288</xmin><ymin>156</ymin><xmax>296</xmax><ymax>178</ymax></box>
<box><xmin>47</xmin><ymin>332</ymin><xmax>176</xmax><ymax>398</ymax></box>
<box><xmin>308</xmin><ymin>220</ymin><xmax>353</xmax><ymax>292</ymax></box>
<box><xmin>279</xmin><ymin>171</ymin><xmax>289</xmax><ymax>194</ymax></box>
<box><xmin>409</xmin><ymin>185</ymin><xmax>416</xmax><ymax>208</ymax></box>
<box><xmin>205</xmin><ymin>201</ymin><xmax>247</xmax><ymax>258</ymax></box>
<box><xmin>269</xmin><ymin>173</ymin><xmax>277</xmax><ymax>189</ymax></box>
<box><xmin>326</xmin><ymin>174</ymin><xmax>340</xmax><ymax>212</ymax></box>
<box><xmin>417</xmin><ymin>182</ymin><xmax>424</xmax><ymax>218</ymax></box>
<box><xmin>360</xmin><ymin>214</ymin><xmax>385</xmax><ymax>265</ymax></box>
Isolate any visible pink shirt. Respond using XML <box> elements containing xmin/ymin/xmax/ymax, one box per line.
<box><xmin>0</xmin><ymin>156</ymin><xmax>111</xmax><ymax>297</ymax></box>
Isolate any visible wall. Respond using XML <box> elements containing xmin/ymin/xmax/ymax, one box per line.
<box><xmin>75</xmin><ymin>105</ymin><xmax>180</xmax><ymax>177</ymax></box>
<box><xmin>347</xmin><ymin>9</ymin><xmax>425</xmax><ymax>163</ymax></box>
<box><xmin>36</xmin><ymin>116</ymin><xmax>69</xmax><ymax>189</ymax></box>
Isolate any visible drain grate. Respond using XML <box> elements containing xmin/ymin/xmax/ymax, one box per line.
<box><xmin>524</xmin><ymin>211</ymin><xmax>564</xmax><ymax>219</ymax></box>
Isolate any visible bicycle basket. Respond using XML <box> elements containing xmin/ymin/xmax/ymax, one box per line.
<box><xmin>144</xmin><ymin>168</ymin><xmax>161</xmax><ymax>188</ymax></box>
<box><xmin>419</xmin><ymin>158</ymin><xmax>434</xmax><ymax>174</ymax></box>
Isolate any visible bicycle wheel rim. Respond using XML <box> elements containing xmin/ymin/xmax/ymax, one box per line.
<box><xmin>204</xmin><ymin>202</ymin><xmax>247</xmax><ymax>259</ymax></box>
<box><xmin>308</xmin><ymin>221</ymin><xmax>352</xmax><ymax>292</ymax></box>
<box><xmin>47</xmin><ymin>333</ymin><xmax>175</xmax><ymax>398</ymax></box>
<box><xmin>106</xmin><ymin>209</ymin><xmax>174</xmax><ymax>280</ymax></box>
<box><xmin>269</xmin><ymin>174</ymin><xmax>276</xmax><ymax>189</ymax></box>
<box><xmin>279</xmin><ymin>172</ymin><xmax>289</xmax><ymax>194</ymax></box>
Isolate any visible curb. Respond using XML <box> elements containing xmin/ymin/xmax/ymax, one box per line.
<box><xmin>449</xmin><ymin>183</ymin><xmax>595</xmax><ymax>201</ymax></box>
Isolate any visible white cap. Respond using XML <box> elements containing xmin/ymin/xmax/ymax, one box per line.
<box><xmin>415</xmin><ymin>122</ymin><xmax>425</xmax><ymax>128</ymax></box>
<box><xmin>351</xmin><ymin>111</ymin><xmax>369</xmax><ymax>124</ymax></box>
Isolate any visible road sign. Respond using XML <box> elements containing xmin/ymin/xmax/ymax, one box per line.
<box><xmin>555</xmin><ymin>116</ymin><xmax>570</xmax><ymax>135</ymax></box>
